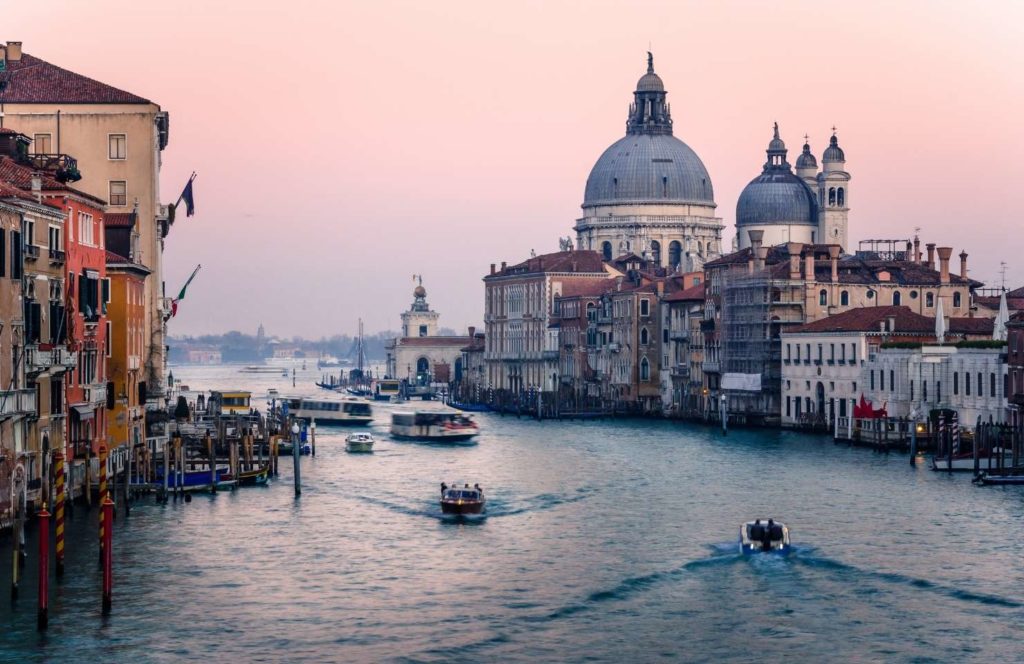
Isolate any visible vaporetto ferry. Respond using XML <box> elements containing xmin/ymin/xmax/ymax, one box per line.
<box><xmin>279</xmin><ymin>394</ymin><xmax>373</xmax><ymax>425</ymax></box>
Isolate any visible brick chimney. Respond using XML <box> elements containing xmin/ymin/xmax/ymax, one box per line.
<box><xmin>937</xmin><ymin>247</ymin><xmax>952</xmax><ymax>284</ymax></box>
<box><xmin>787</xmin><ymin>243</ymin><xmax>803</xmax><ymax>279</ymax></box>
<box><xmin>914</xmin><ymin>236</ymin><xmax>921</xmax><ymax>263</ymax></box>
<box><xmin>755</xmin><ymin>246</ymin><xmax>768</xmax><ymax>272</ymax></box>
<box><xmin>828</xmin><ymin>245</ymin><xmax>840</xmax><ymax>282</ymax></box>
<box><xmin>959</xmin><ymin>251</ymin><xmax>968</xmax><ymax>279</ymax></box>
<box><xmin>747</xmin><ymin>229</ymin><xmax>764</xmax><ymax>253</ymax></box>
<box><xmin>656</xmin><ymin>281</ymin><xmax>664</xmax><ymax>297</ymax></box>
<box><xmin>926</xmin><ymin>243</ymin><xmax>935</xmax><ymax>269</ymax></box>
<box><xmin>804</xmin><ymin>250</ymin><xmax>815</xmax><ymax>282</ymax></box>
<box><xmin>490</xmin><ymin>263</ymin><xmax>495</xmax><ymax>275</ymax></box>
<box><xmin>6</xmin><ymin>42</ymin><xmax>22</xmax><ymax>61</ymax></box>
<box><xmin>500</xmin><ymin>261</ymin><xmax>506</xmax><ymax>272</ymax></box>
<box><xmin>468</xmin><ymin>326</ymin><xmax>475</xmax><ymax>338</ymax></box>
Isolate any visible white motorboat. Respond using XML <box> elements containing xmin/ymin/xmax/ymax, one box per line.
<box><xmin>739</xmin><ymin>519</ymin><xmax>791</xmax><ymax>555</ymax></box>
<box><xmin>279</xmin><ymin>394</ymin><xmax>373</xmax><ymax>425</ymax></box>
<box><xmin>345</xmin><ymin>432</ymin><xmax>374</xmax><ymax>453</ymax></box>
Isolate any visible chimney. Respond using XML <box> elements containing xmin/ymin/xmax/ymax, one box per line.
<box><xmin>937</xmin><ymin>246</ymin><xmax>952</xmax><ymax>284</ymax></box>
<box><xmin>926</xmin><ymin>243</ymin><xmax>935</xmax><ymax>269</ymax></box>
<box><xmin>31</xmin><ymin>174</ymin><xmax>41</xmax><ymax>201</ymax></box>
<box><xmin>787</xmin><ymin>242</ymin><xmax>803</xmax><ymax>279</ymax></box>
<box><xmin>468</xmin><ymin>326</ymin><xmax>475</xmax><ymax>338</ymax></box>
<box><xmin>959</xmin><ymin>251</ymin><xmax>968</xmax><ymax>280</ymax></box>
<box><xmin>887</xmin><ymin>315</ymin><xmax>897</xmax><ymax>332</ymax></box>
<box><xmin>748</xmin><ymin>256</ymin><xmax>755</xmax><ymax>274</ymax></box>
<box><xmin>616</xmin><ymin>276</ymin><xmax>624</xmax><ymax>291</ymax></box>
<box><xmin>828</xmin><ymin>245</ymin><xmax>840</xmax><ymax>282</ymax></box>
<box><xmin>913</xmin><ymin>236</ymin><xmax>921</xmax><ymax>264</ymax></box>
<box><xmin>747</xmin><ymin>229</ymin><xmax>764</xmax><ymax>253</ymax></box>
<box><xmin>656</xmin><ymin>281</ymin><xmax>664</xmax><ymax>297</ymax></box>
<box><xmin>755</xmin><ymin>246</ymin><xmax>768</xmax><ymax>272</ymax></box>
<box><xmin>804</xmin><ymin>250</ymin><xmax>815</xmax><ymax>282</ymax></box>
<box><xmin>500</xmin><ymin>261</ymin><xmax>506</xmax><ymax>271</ymax></box>
<box><xmin>490</xmin><ymin>263</ymin><xmax>495</xmax><ymax>275</ymax></box>
<box><xmin>6</xmin><ymin>42</ymin><xmax>22</xmax><ymax>61</ymax></box>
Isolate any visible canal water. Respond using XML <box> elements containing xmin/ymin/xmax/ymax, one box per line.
<box><xmin>2</xmin><ymin>363</ymin><xmax>1024</xmax><ymax>662</ymax></box>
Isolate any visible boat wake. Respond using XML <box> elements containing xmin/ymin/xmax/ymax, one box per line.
<box><xmin>485</xmin><ymin>487</ymin><xmax>597</xmax><ymax>518</ymax></box>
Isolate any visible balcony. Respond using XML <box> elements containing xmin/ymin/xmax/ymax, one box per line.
<box><xmin>608</xmin><ymin>342</ymin><xmax>621</xmax><ymax>352</ymax></box>
<box><xmin>703</xmin><ymin>360</ymin><xmax>720</xmax><ymax>373</ymax></box>
<box><xmin>54</xmin><ymin>348</ymin><xmax>77</xmax><ymax>368</ymax></box>
<box><xmin>541</xmin><ymin>350</ymin><xmax>560</xmax><ymax>360</ymax></box>
<box><xmin>24</xmin><ymin>244</ymin><xmax>39</xmax><ymax>260</ymax></box>
<box><xmin>48</xmin><ymin>248</ymin><xmax>66</xmax><ymax>264</ymax></box>
<box><xmin>669</xmin><ymin>330</ymin><xmax>689</xmax><ymax>341</ymax></box>
<box><xmin>0</xmin><ymin>389</ymin><xmax>36</xmax><ymax>418</ymax></box>
<box><xmin>670</xmin><ymin>365</ymin><xmax>690</xmax><ymax>379</ymax></box>
<box><xmin>24</xmin><ymin>153</ymin><xmax>81</xmax><ymax>182</ymax></box>
<box><xmin>25</xmin><ymin>345</ymin><xmax>53</xmax><ymax>373</ymax></box>
<box><xmin>83</xmin><ymin>384</ymin><xmax>107</xmax><ymax>406</ymax></box>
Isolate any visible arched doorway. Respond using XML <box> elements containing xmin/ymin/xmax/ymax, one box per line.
<box><xmin>454</xmin><ymin>357</ymin><xmax>463</xmax><ymax>383</ymax></box>
<box><xmin>601</xmin><ymin>241</ymin><xmax>612</xmax><ymax>261</ymax></box>
<box><xmin>668</xmin><ymin>241</ymin><xmax>682</xmax><ymax>268</ymax></box>
<box><xmin>416</xmin><ymin>357</ymin><xmax>430</xmax><ymax>385</ymax></box>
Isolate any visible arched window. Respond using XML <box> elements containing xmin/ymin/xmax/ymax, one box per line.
<box><xmin>819</xmin><ymin>289</ymin><xmax>828</xmax><ymax>306</ymax></box>
<box><xmin>640</xmin><ymin>357</ymin><xmax>650</xmax><ymax>381</ymax></box>
<box><xmin>840</xmin><ymin>290</ymin><xmax>849</xmax><ymax>306</ymax></box>
<box><xmin>601</xmin><ymin>241</ymin><xmax>612</xmax><ymax>261</ymax></box>
<box><xmin>828</xmin><ymin>187</ymin><xmax>836</xmax><ymax>206</ymax></box>
<box><xmin>662</xmin><ymin>176</ymin><xmax>668</xmax><ymax>198</ymax></box>
<box><xmin>991</xmin><ymin>373</ymin><xmax>997</xmax><ymax>397</ymax></box>
<box><xmin>454</xmin><ymin>358</ymin><xmax>464</xmax><ymax>383</ymax></box>
<box><xmin>965</xmin><ymin>372</ymin><xmax>971</xmax><ymax>396</ymax></box>
<box><xmin>416</xmin><ymin>357</ymin><xmax>430</xmax><ymax>385</ymax></box>
<box><xmin>650</xmin><ymin>240</ymin><xmax>661</xmax><ymax>265</ymax></box>
<box><xmin>978</xmin><ymin>372</ymin><xmax>984</xmax><ymax>397</ymax></box>
<box><xmin>953</xmin><ymin>292</ymin><xmax>962</xmax><ymax>308</ymax></box>
<box><xmin>668</xmin><ymin>241</ymin><xmax>682</xmax><ymax>268</ymax></box>
<box><xmin>954</xmin><ymin>372</ymin><xmax>959</xmax><ymax>395</ymax></box>
<box><xmin>640</xmin><ymin>327</ymin><xmax>649</xmax><ymax>345</ymax></box>
<box><xmin>926</xmin><ymin>292</ymin><xmax>934</xmax><ymax>307</ymax></box>
<box><xmin>893</xmin><ymin>291</ymin><xmax>902</xmax><ymax>306</ymax></box>
<box><xmin>837</xmin><ymin>188</ymin><xmax>845</xmax><ymax>206</ymax></box>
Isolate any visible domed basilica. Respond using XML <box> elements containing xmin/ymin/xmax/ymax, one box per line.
<box><xmin>574</xmin><ymin>54</ymin><xmax>723</xmax><ymax>271</ymax></box>
<box><xmin>735</xmin><ymin>123</ymin><xmax>850</xmax><ymax>250</ymax></box>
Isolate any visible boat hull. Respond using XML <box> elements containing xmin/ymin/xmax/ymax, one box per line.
<box><xmin>392</xmin><ymin>432</ymin><xmax>478</xmax><ymax>444</ymax></box>
<box><xmin>346</xmin><ymin>442</ymin><xmax>374</xmax><ymax>453</ymax></box>
<box><xmin>440</xmin><ymin>500</ymin><xmax>485</xmax><ymax>515</ymax></box>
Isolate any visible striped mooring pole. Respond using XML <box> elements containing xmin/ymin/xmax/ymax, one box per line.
<box><xmin>37</xmin><ymin>503</ymin><xmax>50</xmax><ymax>630</ymax></box>
<box><xmin>53</xmin><ymin>452</ymin><xmax>66</xmax><ymax>578</ymax></box>
<box><xmin>98</xmin><ymin>445</ymin><xmax>108</xmax><ymax>568</ymax></box>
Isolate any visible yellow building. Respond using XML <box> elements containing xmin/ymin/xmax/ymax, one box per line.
<box><xmin>105</xmin><ymin>251</ymin><xmax>150</xmax><ymax>452</ymax></box>
<box><xmin>0</xmin><ymin>41</ymin><xmax>171</xmax><ymax>401</ymax></box>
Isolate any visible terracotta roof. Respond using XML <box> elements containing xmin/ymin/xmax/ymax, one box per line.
<box><xmin>559</xmin><ymin>279</ymin><xmax>614</xmax><ymax>298</ymax></box>
<box><xmin>0</xmin><ymin>180</ymin><xmax>34</xmax><ymax>202</ymax></box>
<box><xmin>0</xmin><ymin>53</ymin><xmax>151</xmax><ymax>104</ymax></box>
<box><xmin>788</xmin><ymin>306</ymin><xmax>935</xmax><ymax>334</ymax></box>
<box><xmin>395</xmin><ymin>336</ymin><xmax>472</xmax><ymax>347</ymax></box>
<box><xmin>460</xmin><ymin>335</ymin><xmax>485</xmax><ymax>352</ymax></box>
<box><xmin>663</xmin><ymin>282</ymin><xmax>705</xmax><ymax>302</ymax></box>
<box><xmin>105</xmin><ymin>250</ymin><xmax>129</xmax><ymax>263</ymax></box>
<box><xmin>487</xmin><ymin>250</ymin><xmax>609</xmax><ymax>278</ymax></box>
<box><xmin>0</xmin><ymin>156</ymin><xmax>105</xmax><ymax>205</ymax></box>
<box><xmin>949</xmin><ymin>317</ymin><xmax>994</xmax><ymax>334</ymax></box>
<box><xmin>105</xmin><ymin>212</ymin><xmax>136</xmax><ymax>228</ymax></box>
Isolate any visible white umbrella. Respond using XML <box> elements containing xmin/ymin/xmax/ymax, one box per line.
<box><xmin>993</xmin><ymin>291</ymin><xmax>1009</xmax><ymax>341</ymax></box>
<box><xmin>935</xmin><ymin>296</ymin><xmax>946</xmax><ymax>344</ymax></box>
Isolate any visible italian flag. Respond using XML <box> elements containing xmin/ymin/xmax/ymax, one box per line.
<box><xmin>171</xmin><ymin>264</ymin><xmax>201</xmax><ymax>318</ymax></box>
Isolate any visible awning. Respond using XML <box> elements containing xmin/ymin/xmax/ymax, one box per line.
<box><xmin>71</xmin><ymin>404</ymin><xmax>95</xmax><ymax>421</ymax></box>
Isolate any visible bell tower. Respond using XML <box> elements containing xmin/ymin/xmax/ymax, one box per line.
<box><xmin>817</xmin><ymin>131</ymin><xmax>850</xmax><ymax>250</ymax></box>
<box><xmin>401</xmin><ymin>276</ymin><xmax>439</xmax><ymax>338</ymax></box>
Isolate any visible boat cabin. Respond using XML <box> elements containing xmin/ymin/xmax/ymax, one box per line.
<box><xmin>392</xmin><ymin>411</ymin><xmax>474</xmax><ymax>427</ymax></box>
<box><xmin>209</xmin><ymin>390</ymin><xmax>252</xmax><ymax>417</ymax></box>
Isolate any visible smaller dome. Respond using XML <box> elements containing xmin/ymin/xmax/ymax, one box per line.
<box><xmin>414</xmin><ymin>285</ymin><xmax>426</xmax><ymax>298</ymax></box>
<box><xmin>636</xmin><ymin>72</ymin><xmax>664</xmax><ymax>92</ymax></box>
<box><xmin>823</xmin><ymin>134</ymin><xmax>845</xmax><ymax>162</ymax></box>
<box><xmin>796</xmin><ymin>142</ymin><xmax>817</xmax><ymax>170</ymax></box>
<box><xmin>768</xmin><ymin>136</ymin><xmax>786</xmax><ymax>152</ymax></box>
<box><xmin>736</xmin><ymin>171</ymin><xmax>817</xmax><ymax>227</ymax></box>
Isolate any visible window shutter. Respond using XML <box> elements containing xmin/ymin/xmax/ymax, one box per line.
<box><xmin>11</xmin><ymin>230</ymin><xmax>21</xmax><ymax>279</ymax></box>
<box><xmin>30</xmin><ymin>302</ymin><xmax>41</xmax><ymax>343</ymax></box>
<box><xmin>0</xmin><ymin>228</ymin><xmax>6</xmax><ymax>277</ymax></box>
<box><xmin>101</xmin><ymin>277</ymin><xmax>109</xmax><ymax>314</ymax></box>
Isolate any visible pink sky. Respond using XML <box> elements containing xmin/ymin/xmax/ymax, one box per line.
<box><xmin>8</xmin><ymin>0</ymin><xmax>1024</xmax><ymax>337</ymax></box>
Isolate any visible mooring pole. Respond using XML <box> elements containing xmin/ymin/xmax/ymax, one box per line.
<box><xmin>101</xmin><ymin>497</ymin><xmax>113</xmax><ymax>615</ymax></box>
<box><xmin>53</xmin><ymin>452</ymin><xmax>66</xmax><ymax>578</ymax></box>
<box><xmin>310</xmin><ymin>421</ymin><xmax>316</xmax><ymax>458</ymax></box>
<box><xmin>909</xmin><ymin>419</ymin><xmax>917</xmax><ymax>466</ymax></box>
<box><xmin>292</xmin><ymin>423</ymin><xmax>301</xmax><ymax>497</ymax></box>
<box><xmin>207</xmin><ymin>435</ymin><xmax>217</xmax><ymax>494</ymax></box>
<box><xmin>98</xmin><ymin>445</ymin><xmax>108</xmax><ymax>569</ymax></box>
<box><xmin>37</xmin><ymin>504</ymin><xmax>50</xmax><ymax>630</ymax></box>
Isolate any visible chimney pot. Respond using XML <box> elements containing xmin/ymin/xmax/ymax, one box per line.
<box><xmin>937</xmin><ymin>246</ymin><xmax>953</xmax><ymax>285</ymax></box>
<box><xmin>500</xmin><ymin>261</ymin><xmax>506</xmax><ymax>271</ymax></box>
<box><xmin>887</xmin><ymin>315</ymin><xmax>897</xmax><ymax>332</ymax></box>
<box><xmin>913</xmin><ymin>236</ymin><xmax>921</xmax><ymax>264</ymax></box>
<box><xmin>490</xmin><ymin>263</ymin><xmax>495</xmax><ymax>275</ymax></box>
<box><xmin>926</xmin><ymin>243</ymin><xmax>936</xmax><ymax>269</ymax></box>
<box><xmin>6</xmin><ymin>42</ymin><xmax>22</xmax><ymax>61</ymax></box>
<box><xmin>747</xmin><ymin>229</ymin><xmax>764</xmax><ymax>251</ymax></box>
<box><xmin>959</xmin><ymin>250</ymin><xmax>968</xmax><ymax>280</ymax></box>
<box><xmin>468</xmin><ymin>326</ymin><xmax>475</xmax><ymax>338</ymax></box>
<box><xmin>787</xmin><ymin>242</ymin><xmax>803</xmax><ymax>279</ymax></box>
<box><xmin>804</xmin><ymin>251</ymin><xmax>815</xmax><ymax>282</ymax></box>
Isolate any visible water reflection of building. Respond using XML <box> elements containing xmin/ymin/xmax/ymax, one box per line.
<box><xmin>386</xmin><ymin>281</ymin><xmax>471</xmax><ymax>387</ymax></box>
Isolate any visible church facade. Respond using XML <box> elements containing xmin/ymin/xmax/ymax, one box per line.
<box><xmin>386</xmin><ymin>282</ymin><xmax>471</xmax><ymax>386</ymax></box>
<box><xmin>574</xmin><ymin>54</ymin><xmax>724</xmax><ymax>272</ymax></box>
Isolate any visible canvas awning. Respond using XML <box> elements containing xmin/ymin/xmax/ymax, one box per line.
<box><xmin>71</xmin><ymin>404</ymin><xmax>95</xmax><ymax>420</ymax></box>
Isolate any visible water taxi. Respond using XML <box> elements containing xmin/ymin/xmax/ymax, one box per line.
<box><xmin>345</xmin><ymin>432</ymin><xmax>375</xmax><ymax>453</ymax></box>
<box><xmin>279</xmin><ymin>394</ymin><xmax>373</xmax><ymax>425</ymax></box>
<box><xmin>739</xmin><ymin>519</ymin><xmax>791</xmax><ymax>555</ymax></box>
<box><xmin>440</xmin><ymin>483</ymin><xmax>485</xmax><ymax>515</ymax></box>
<box><xmin>391</xmin><ymin>410</ymin><xmax>479</xmax><ymax>443</ymax></box>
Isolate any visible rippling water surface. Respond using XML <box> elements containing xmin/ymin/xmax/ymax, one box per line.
<box><xmin>3</xmin><ymin>364</ymin><xmax>1024</xmax><ymax>662</ymax></box>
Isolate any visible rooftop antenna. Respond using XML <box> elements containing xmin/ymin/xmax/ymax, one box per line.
<box><xmin>1000</xmin><ymin>261</ymin><xmax>1008</xmax><ymax>292</ymax></box>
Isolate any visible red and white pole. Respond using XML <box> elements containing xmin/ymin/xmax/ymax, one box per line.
<box><xmin>37</xmin><ymin>504</ymin><xmax>50</xmax><ymax>630</ymax></box>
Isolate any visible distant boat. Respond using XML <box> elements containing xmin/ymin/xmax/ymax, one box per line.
<box><xmin>391</xmin><ymin>410</ymin><xmax>479</xmax><ymax>443</ymax></box>
<box><xmin>345</xmin><ymin>432</ymin><xmax>375</xmax><ymax>453</ymax></box>
<box><xmin>440</xmin><ymin>483</ymin><xmax>485</xmax><ymax>515</ymax></box>
<box><xmin>279</xmin><ymin>394</ymin><xmax>373</xmax><ymax>426</ymax></box>
<box><xmin>240</xmin><ymin>366</ymin><xmax>281</xmax><ymax>374</ymax></box>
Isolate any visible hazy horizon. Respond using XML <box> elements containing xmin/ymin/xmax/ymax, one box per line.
<box><xmin>8</xmin><ymin>0</ymin><xmax>1024</xmax><ymax>337</ymax></box>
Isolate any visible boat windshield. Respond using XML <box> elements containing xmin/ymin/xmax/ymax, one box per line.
<box><xmin>444</xmin><ymin>490</ymin><xmax>479</xmax><ymax>500</ymax></box>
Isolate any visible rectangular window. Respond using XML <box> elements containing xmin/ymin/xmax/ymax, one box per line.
<box><xmin>966</xmin><ymin>372</ymin><xmax>971</xmax><ymax>396</ymax></box>
<box><xmin>640</xmin><ymin>299</ymin><xmax>650</xmax><ymax>317</ymax></box>
<box><xmin>954</xmin><ymin>372</ymin><xmax>959</xmax><ymax>395</ymax></box>
<box><xmin>109</xmin><ymin>181</ymin><xmax>127</xmax><ymax>206</ymax></box>
<box><xmin>786</xmin><ymin>396</ymin><xmax>791</xmax><ymax>418</ymax></box>
<box><xmin>108</xmin><ymin>134</ymin><xmax>127</xmax><ymax>160</ymax></box>
<box><xmin>24</xmin><ymin>219</ymin><xmax>34</xmax><ymax>247</ymax></box>
<box><xmin>106</xmin><ymin>320</ymin><xmax>112</xmax><ymax>357</ymax></box>
<box><xmin>880</xmin><ymin>370</ymin><xmax>885</xmax><ymax>391</ymax></box>
<box><xmin>48</xmin><ymin>225</ymin><xmax>61</xmax><ymax>251</ymax></box>
<box><xmin>11</xmin><ymin>230</ymin><xmax>21</xmax><ymax>280</ymax></box>
<box><xmin>978</xmin><ymin>372</ymin><xmax>983</xmax><ymax>397</ymax></box>
<box><xmin>870</xmin><ymin>370</ymin><xmax>875</xmax><ymax>390</ymax></box>
<box><xmin>0</xmin><ymin>228</ymin><xmax>5</xmax><ymax>277</ymax></box>
<box><xmin>33</xmin><ymin>134</ymin><xmax>52</xmax><ymax>154</ymax></box>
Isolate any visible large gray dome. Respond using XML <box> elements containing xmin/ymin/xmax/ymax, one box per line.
<box><xmin>736</xmin><ymin>170</ymin><xmax>817</xmax><ymax>226</ymax></box>
<box><xmin>583</xmin><ymin>134</ymin><xmax>715</xmax><ymax>207</ymax></box>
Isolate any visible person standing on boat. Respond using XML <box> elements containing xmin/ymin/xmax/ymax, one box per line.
<box><xmin>441</xmin><ymin>482</ymin><xmax>448</xmax><ymax>497</ymax></box>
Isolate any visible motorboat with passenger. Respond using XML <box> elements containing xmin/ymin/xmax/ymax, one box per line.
<box><xmin>345</xmin><ymin>432</ymin><xmax>375</xmax><ymax>453</ymax></box>
<box><xmin>739</xmin><ymin>519</ymin><xmax>791</xmax><ymax>555</ymax></box>
<box><xmin>391</xmin><ymin>410</ymin><xmax>479</xmax><ymax>443</ymax></box>
<box><xmin>440</xmin><ymin>483</ymin><xmax>485</xmax><ymax>515</ymax></box>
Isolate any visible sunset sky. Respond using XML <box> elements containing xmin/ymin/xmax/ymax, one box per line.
<box><xmin>7</xmin><ymin>0</ymin><xmax>1023</xmax><ymax>337</ymax></box>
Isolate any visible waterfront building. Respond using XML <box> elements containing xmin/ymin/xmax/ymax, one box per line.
<box><xmin>735</xmin><ymin>126</ymin><xmax>849</xmax><ymax>250</ymax></box>
<box><xmin>862</xmin><ymin>342</ymin><xmax>1006</xmax><ymax>428</ymax></box>
<box><xmin>780</xmin><ymin>306</ymin><xmax>993</xmax><ymax>428</ymax></box>
<box><xmin>105</xmin><ymin>238</ymin><xmax>151</xmax><ymax>455</ymax></box>
<box><xmin>660</xmin><ymin>276</ymin><xmax>705</xmax><ymax>416</ymax></box>
<box><xmin>552</xmin><ymin>280</ymin><xmax>616</xmax><ymax>411</ymax></box>
<box><xmin>1006</xmin><ymin>312</ymin><xmax>1024</xmax><ymax>426</ymax></box>
<box><xmin>704</xmin><ymin>231</ymin><xmax>979</xmax><ymax>425</ymax></box>
<box><xmin>386</xmin><ymin>282</ymin><xmax>472</xmax><ymax>387</ymax></box>
<box><xmin>575</xmin><ymin>54</ymin><xmax>723</xmax><ymax>270</ymax></box>
<box><xmin>484</xmin><ymin>251</ymin><xmax>617</xmax><ymax>396</ymax></box>
<box><xmin>0</xmin><ymin>41</ymin><xmax>172</xmax><ymax>402</ymax></box>
<box><xmin>457</xmin><ymin>330</ymin><xmax>486</xmax><ymax>404</ymax></box>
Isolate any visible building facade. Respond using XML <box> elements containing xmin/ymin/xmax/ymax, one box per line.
<box><xmin>105</xmin><ymin>249</ymin><xmax>150</xmax><ymax>453</ymax></box>
<box><xmin>386</xmin><ymin>283</ymin><xmax>471</xmax><ymax>388</ymax></box>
